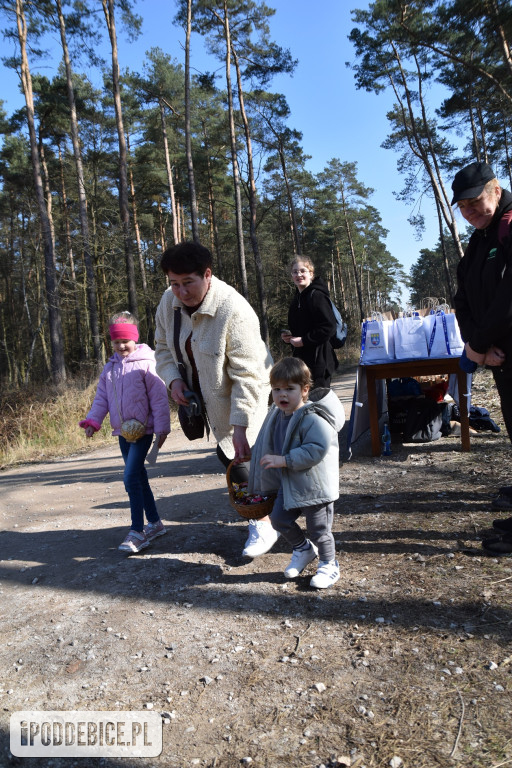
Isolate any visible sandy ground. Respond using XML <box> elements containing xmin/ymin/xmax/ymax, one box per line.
<box><xmin>1</xmin><ymin>368</ymin><xmax>511</xmax><ymax>768</ymax></box>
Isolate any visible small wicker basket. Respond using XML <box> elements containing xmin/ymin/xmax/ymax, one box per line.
<box><xmin>226</xmin><ymin>460</ymin><xmax>276</xmax><ymax>520</ymax></box>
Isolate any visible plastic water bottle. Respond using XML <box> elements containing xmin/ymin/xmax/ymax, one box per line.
<box><xmin>382</xmin><ymin>424</ymin><xmax>392</xmax><ymax>456</ymax></box>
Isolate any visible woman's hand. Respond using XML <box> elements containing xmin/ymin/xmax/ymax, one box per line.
<box><xmin>260</xmin><ymin>453</ymin><xmax>286</xmax><ymax>469</ymax></box>
<box><xmin>170</xmin><ymin>378</ymin><xmax>189</xmax><ymax>405</ymax></box>
<box><xmin>281</xmin><ymin>329</ymin><xmax>292</xmax><ymax>344</ymax></box>
<box><xmin>464</xmin><ymin>342</ymin><xmax>486</xmax><ymax>365</ymax></box>
<box><xmin>289</xmin><ymin>336</ymin><xmax>304</xmax><ymax>348</ymax></box>
<box><xmin>484</xmin><ymin>345</ymin><xmax>505</xmax><ymax>367</ymax></box>
<box><xmin>84</xmin><ymin>426</ymin><xmax>96</xmax><ymax>438</ymax></box>
<box><xmin>232</xmin><ymin>425</ymin><xmax>251</xmax><ymax>463</ymax></box>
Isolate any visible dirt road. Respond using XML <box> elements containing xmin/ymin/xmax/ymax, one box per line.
<box><xmin>1</xmin><ymin>368</ymin><xmax>511</xmax><ymax>768</ymax></box>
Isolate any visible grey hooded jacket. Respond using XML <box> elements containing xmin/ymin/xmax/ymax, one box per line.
<box><xmin>248</xmin><ymin>388</ymin><xmax>345</xmax><ymax>509</ymax></box>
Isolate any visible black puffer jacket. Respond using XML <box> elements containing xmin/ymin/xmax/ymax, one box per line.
<box><xmin>287</xmin><ymin>277</ymin><xmax>339</xmax><ymax>385</ymax></box>
<box><xmin>454</xmin><ymin>188</ymin><xmax>512</xmax><ymax>375</ymax></box>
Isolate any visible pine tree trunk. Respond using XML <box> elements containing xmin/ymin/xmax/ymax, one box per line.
<box><xmin>56</xmin><ymin>0</ymin><xmax>102</xmax><ymax>366</ymax></box>
<box><xmin>339</xmin><ymin>185</ymin><xmax>364</xmax><ymax>322</ymax></box>
<box><xmin>501</xmin><ymin>109</ymin><xmax>512</xmax><ymax>188</ymax></box>
<box><xmin>102</xmin><ymin>0</ymin><xmax>138</xmax><ymax>315</ymax></box>
<box><xmin>205</xmin><ymin>144</ymin><xmax>223</xmax><ymax>278</ymax></box>
<box><xmin>486</xmin><ymin>0</ymin><xmax>512</xmax><ymax>79</ymax></box>
<box><xmin>185</xmin><ymin>0</ymin><xmax>199</xmax><ymax>242</ymax></box>
<box><xmin>468</xmin><ymin>81</ymin><xmax>481</xmax><ymax>162</ymax></box>
<box><xmin>231</xmin><ymin>46</ymin><xmax>269</xmax><ymax>343</ymax></box>
<box><xmin>334</xmin><ymin>239</ymin><xmax>347</xmax><ymax>315</ymax></box>
<box><xmin>159</xmin><ymin>99</ymin><xmax>179</xmax><ymax>244</ymax></box>
<box><xmin>157</xmin><ymin>202</ymin><xmax>167</xmax><ymax>251</ymax></box>
<box><xmin>435</xmin><ymin>196</ymin><xmax>455</xmax><ymax>305</ymax></box>
<box><xmin>222</xmin><ymin>0</ymin><xmax>248</xmax><ymax>298</ymax></box>
<box><xmin>58</xmin><ymin>143</ymin><xmax>83</xmax><ymax>355</ymax></box>
<box><xmin>278</xmin><ymin>137</ymin><xmax>301</xmax><ymax>255</ymax></box>
<box><xmin>39</xmin><ymin>139</ymin><xmax>56</xmax><ymax>247</ymax></box>
<box><xmin>16</xmin><ymin>0</ymin><xmax>66</xmax><ymax>384</ymax></box>
<box><xmin>127</xmin><ymin>135</ymin><xmax>154</xmax><ymax>344</ymax></box>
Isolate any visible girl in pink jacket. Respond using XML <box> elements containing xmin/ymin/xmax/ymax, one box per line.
<box><xmin>80</xmin><ymin>312</ymin><xmax>170</xmax><ymax>553</ymax></box>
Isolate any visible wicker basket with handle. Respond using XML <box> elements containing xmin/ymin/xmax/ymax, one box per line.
<box><xmin>226</xmin><ymin>460</ymin><xmax>276</xmax><ymax>520</ymax></box>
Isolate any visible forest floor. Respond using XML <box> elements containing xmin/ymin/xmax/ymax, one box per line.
<box><xmin>1</xmin><ymin>367</ymin><xmax>511</xmax><ymax>768</ymax></box>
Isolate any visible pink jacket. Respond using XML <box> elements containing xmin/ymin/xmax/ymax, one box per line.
<box><xmin>80</xmin><ymin>344</ymin><xmax>170</xmax><ymax>437</ymax></box>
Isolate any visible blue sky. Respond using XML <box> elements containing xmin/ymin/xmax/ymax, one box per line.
<box><xmin>1</xmin><ymin>0</ymin><xmax>467</xmax><ymax>284</ymax></box>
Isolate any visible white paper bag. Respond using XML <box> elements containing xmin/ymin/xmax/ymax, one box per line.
<box><xmin>394</xmin><ymin>313</ymin><xmax>428</xmax><ymax>359</ymax></box>
<box><xmin>424</xmin><ymin>312</ymin><xmax>464</xmax><ymax>358</ymax></box>
<box><xmin>360</xmin><ymin>317</ymin><xmax>395</xmax><ymax>363</ymax></box>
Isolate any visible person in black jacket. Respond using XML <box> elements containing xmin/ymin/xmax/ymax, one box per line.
<box><xmin>281</xmin><ymin>257</ymin><xmax>339</xmax><ymax>388</ymax></box>
<box><xmin>452</xmin><ymin>161</ymin><xmax>512</xmax><ymax>553</ymax></box>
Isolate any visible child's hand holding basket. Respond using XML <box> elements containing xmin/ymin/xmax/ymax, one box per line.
<box><xmin>226</xmin><ymin>460</ymin><xmax>275</xmax><ymax>520</ymax></box>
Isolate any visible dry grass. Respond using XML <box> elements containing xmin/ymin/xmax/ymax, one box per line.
<box><xmin>0</xmin><ymin>377</ymin><xmax>113</xmax><ymax>469</ymax></box>
<box><xmin>0</xmin><ymin>375</ymin><xmax>181</xmax><ymax>470</ymax></box>
<box><xmin>337</xmin><ymin>342</ymin><xmax>362</xmax><ymax>368</ymax></box>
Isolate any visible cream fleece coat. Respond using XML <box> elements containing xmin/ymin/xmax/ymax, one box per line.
<box><xmin>155</xmin><ymin>275</ymin><xmax>273</xmax><ymax>459</ymax></box>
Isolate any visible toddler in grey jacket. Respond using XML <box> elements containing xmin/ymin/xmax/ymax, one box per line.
<box><xmin>248</xmin><ymin>358</ymin><xmax>345</xmax><ymax>589</ymax></box>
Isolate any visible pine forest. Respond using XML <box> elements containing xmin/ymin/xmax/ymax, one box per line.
<box><xmin>1</xmin><ymin>0</ymin><xmax>511</xmax><ymax>386</ymax></box>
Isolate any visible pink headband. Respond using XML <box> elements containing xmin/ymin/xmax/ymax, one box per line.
<box><xmin>109</xmin><ymin>323</ymin><xmax>139</xmax><ymax>342</ymax></box>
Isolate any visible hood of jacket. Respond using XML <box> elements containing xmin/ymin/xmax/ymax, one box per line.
<box><xmin>108</xmin><ymin>343</ymin><xmax>155</xmax><ymax>365</ymax></box>
<box><xmin>296</xmin><ymin>386</ymin><xmax>346</xmax><ymax>433</ymax></box>
<box><xmin>274</xmin><ymin>387</ymin><xmax>345</xmax><ymax>449</ymax></box>
<box><xmin>295</xmin><ymin>275</ymin><xmax>330</xmax><ymax>302</ymax></box>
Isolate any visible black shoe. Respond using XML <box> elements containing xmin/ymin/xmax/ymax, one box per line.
<box><xmin>491</xmin><ymin>495</ymin><xmax>512</xmax><ymax>511</ymax></box>
<box><xmin>499</xmin><ymin>485</ymin><xmax>512</xmax><ymax>497</ymax></box>
<box><xmin>492</xmin><ymin>516</ymin><xmax>512</xmax><ymax>533</ymax></box>
<box><xmin>482</xmin><ymin>533</ymin><xmax>512</xmax><ymax>555</ymax></box>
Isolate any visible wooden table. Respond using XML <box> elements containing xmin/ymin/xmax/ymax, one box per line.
<box><xmin>363</xmin><ymin>357</ymin><xmax>470</xmax><ymax>457</ymax></box>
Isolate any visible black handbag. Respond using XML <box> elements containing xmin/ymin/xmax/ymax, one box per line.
<box><xmin>173</xmin><ymin>307</ymin><xmax>210</xmax><ymax>441</ymax></box>
<box><xmin>178</xmin><ymin>390</ymin><xmax>206</xmax><ymax>440</ymax></box>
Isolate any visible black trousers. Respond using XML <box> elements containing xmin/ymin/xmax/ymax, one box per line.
<box><xmin>312</xmin><ymin>374</ymin><xmax>331</xmax><ymax>388</ymax></box>
<box><xmin>216</xmin><ymin>445</ymin><xmax>249</xmax><ymax>484</ymax></box>
<box><xmin>492</xmin><ymin>367</ymin><xmax>512</xmax><ymax>443</ymax></box>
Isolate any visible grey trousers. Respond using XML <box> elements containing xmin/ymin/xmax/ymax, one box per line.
<box><xmin>270</xmin><ymin>486</ymin><xmax>336</xmax><ymax>562</ymax></box>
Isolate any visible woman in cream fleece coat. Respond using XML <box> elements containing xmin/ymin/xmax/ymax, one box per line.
<box><xmin>155</xmin><ymin>242</ymin><xmax>276</xmax><ymax>558</ymax></box>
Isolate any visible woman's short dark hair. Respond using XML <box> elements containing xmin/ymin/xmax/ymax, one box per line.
<box><xmin>160</xmin><ymin>242</ymin><xmax>213</xmax><ymax>276</ymax></box>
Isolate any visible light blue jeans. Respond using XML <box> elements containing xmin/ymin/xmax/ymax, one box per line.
<box><xmin>118</xmin><ymin>434</ymin><xmax>159</xmax><ymax>532</ymax></box>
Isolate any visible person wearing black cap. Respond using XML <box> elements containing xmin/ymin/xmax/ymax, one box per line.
<box><xmin>452</xmin><ymin>161</ymin><xmax>512</xmax><ymax>553</ymax></box>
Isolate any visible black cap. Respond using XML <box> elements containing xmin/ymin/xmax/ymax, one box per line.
<box><xmin>451</xmin><ymin>162</ymin><xmax>496</xmax><ymax>205</ymax></box>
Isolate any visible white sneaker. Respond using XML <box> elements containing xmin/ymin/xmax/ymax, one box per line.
<box><xmin>242</xmin><ymin>519</ymin><xmax>279</xmax><ymax>558</ymax></box>
<box><xmin>284</xmin><ymin>541</ymin><xmax>319</xmax><ymax>578</ymax></box>
<box><xmin>310</xmin><ymin>559</ymin><xmax>340</xmax><ymax>589</ymax></box>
